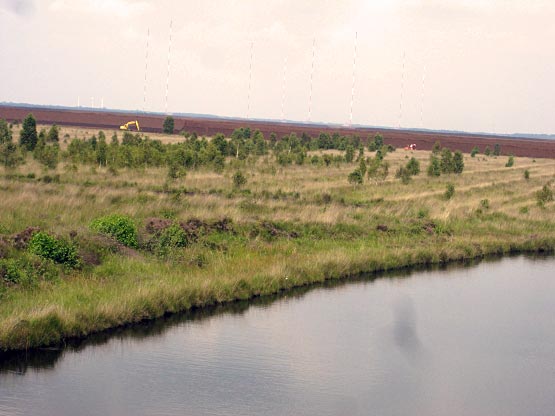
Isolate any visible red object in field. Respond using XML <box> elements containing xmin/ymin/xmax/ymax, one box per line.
<box><xmin>405</xmin><ymin>144</ymin><xmax>417</xmax><ymax>150</ymax></box>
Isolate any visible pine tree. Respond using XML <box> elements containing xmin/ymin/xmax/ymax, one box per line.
<box><xmin>20</xmin><ymin>113</ymin><xmax>38</xmax><ymax>150</ymax></box>
<box><xmin>453</xmin><ymin>151</ymin><xmax>464</xmax><ymax>173</ymax></box>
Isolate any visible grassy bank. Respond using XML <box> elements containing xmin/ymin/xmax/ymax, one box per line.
<box><xmin>1</xmin><ymin>124</ymin><xmax>555</xmax><ymax>351</ymax></box>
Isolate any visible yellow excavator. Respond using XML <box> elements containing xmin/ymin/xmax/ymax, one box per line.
<box><xmin>119</xmin><ymin>120</ymin><xmax>140</xmax><ymax>131</ymax></box>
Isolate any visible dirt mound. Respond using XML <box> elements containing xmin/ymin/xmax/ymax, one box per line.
<box><xmin>145</xmin><ymin>217</ymin><xmax>173</xmax><ymax>234</ymax></box>
<box><xmin>12</xmin><ymin>227</ymin><xmax>40</xmax><ymax>250</ymax></box>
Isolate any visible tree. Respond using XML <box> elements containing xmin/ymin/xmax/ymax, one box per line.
<box><xmin>432</xmin><ymin>141</ymin><xmax>441</xmax><ymax>154</ymax></box>
<box><xmin>395</xmin><ymin>166</ymin><xmax>411</xmax><ymax>184</ymax></box>
<box><xmin>368</xmin><ymin>133</ymin><xmax>384</xmax><ymax>151</ymax></box>
<box><xmin>444</xmin><ymin>183</ymin><xmax>455</xmax><ymax>200</ymax></box>
<box><xmin>470</xmin><ymin>146</ymin><xmax>479</xmax><ymax>158</ymax></box>
<box><xmin>232</xmin><ymin>171</ymin><xmax>247</xmax><ymax>188</ymax></box>
<box><xmin>47</xmin><ymin>124</ymin><xmax>59</xmax><ymax>142</ymax></box>
<box><xmin>0</xmin><ymin>142</ymin><xmax>21</xmax><ymax>168</ymax></box>
<box><xmin>345</xmin><ymin>145</ymin><xmax>355</xmax><ymax>163</ymax></box>
<box><xmin>493</xmin><ymin>143</ymin><xmax>501</xmax><ymax>156</ymax></box>
<box><xmin>358</xmin><ymin>158</ymin><xmax>367</xmax><ymax>177</ymax></box>
<box><xmin>406</xmin><ymin>157</ymin><xmax>420</xmax><ymax>175</ymax></box>
<box><xmin>452</xmin><ymin>151</ymin><xmax>464</xmax><ymax>173</ymax></box>
<box><xmin>484</xmin><ymin>146</ymin><xmax>491</xmax><ymax>156</ymax></box>
<box><xmin>348</xmin><ymin>169</ymin><xmax>363</xmax><ymax>185</ymax></box>
<box><xmin>20</xmin><ymin>113</ymin><xmax>38</xmax><ymax>150</ymax></box>
<box><xmin>427</xmin><ymin>155</ymin><xmax>441</xmax><ymax>177</ymax></box>
<box><xmin>440</xmin><ymin>148</ymin><xmax>453</xmax><ymax>173</ymax></box>
<box><xmin>0</xmin><ymin>119</ymin><xmax>12</xmax><ymax>144</ymax></box>
<box><xmin>367</xmin><ymin>157</ymin><xmax>389</xmax><ymax>182</ymax></box>
<box><xmin>163</xmin><ymin>116</ymin><xmax>175</xmax><ymax>134</ymax></box>
<box><xmin>96</xmin><ymin>137</ymin><xmax>108</xmax><ymax>166</ymax></box>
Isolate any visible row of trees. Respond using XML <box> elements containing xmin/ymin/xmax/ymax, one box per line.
<box><xmin>1</xmin><ymin>115</ymin><xmax>472</xmax><ymax>180</ymax></box>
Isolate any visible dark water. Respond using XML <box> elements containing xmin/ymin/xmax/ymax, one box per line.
<box><xmin>1</xmin><ymin>255</ymin><xmax>554</xmax><ymax>416</ymax></box>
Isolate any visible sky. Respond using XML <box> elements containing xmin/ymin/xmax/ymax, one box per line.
<box><xmin>1</xmin><ymin>0</ymin><xmax>554</xmax><ymax>134</ymax></box>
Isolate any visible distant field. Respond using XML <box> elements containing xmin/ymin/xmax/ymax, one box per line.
<box><xmin>1</xmin><ymin>124</ymin><xmax>554</xmax><ymax>351</ymax></box>
<box><xmin>3</xmin><ymin>104</ymin><xmax>555</xmax><ymax>157</ymax></box>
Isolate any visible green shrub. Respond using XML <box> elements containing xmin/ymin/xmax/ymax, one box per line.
<box><xmin>444</xmin><ymin>183</ymin><xmax>455</xmax><ymax>200</ymax></box>
<box><xmin>505</xmin><ymin>155</ymin><xmax>514</xmax><ymax>167</ymax></box>
<box><xmin>536</xmin><ymin>184</ymin><xmax>553</xmax><ymax>206</ymax></box>
<box><xmin>0</xmin><ymin>258</ymin><xmax>25</xmax><ymax>284</ymax></box>
<box><xmin>90</xmin><ymin>214</ymin><xmax>138</xmax><ymax>248</ymax></box>
<box><xmin>348</xmin><ymin>169</ymin><xmax>363</xmax><ymax>185</ymax></box>
<box><xmin>232</xmin><ymin>171</ymin><xmax>247</xmax><ymax>188</ymax></box>
<box><xmin>471</xmin><ymin>146</ymin><xmax>479</xmax><ymax>157</ymax></box>
<box><xmin>406</xmin><ymin>157</ymin><xmax>420</xmax><ymax>175</ymax></box>
<box><xmin>452</xmin><ymin>151</ymin><xmax>464</xmax><ymax>173</ymax></box>
<box><xmin>158</xmin><ymin>224</ymin><xmax>189</xmax><ymax>251</ymax></box>
<box><xmin>28</xmin><ymin>232</ymin><xmax>79</xmax><ymax>267</ymax></box>
<box><xmin>524</xmin><ymin>170</ymin><xmax>530</xmax><ymax>180</ymax></box>
<box><xmin>427</xmin><ymin>156</ymin><xmax>441</xmax><ymax>177</ymax></box>
<box><xmin>395</xmin><ymin>166</ymin><xmax>411</xmax><ymax>184</ymax></box>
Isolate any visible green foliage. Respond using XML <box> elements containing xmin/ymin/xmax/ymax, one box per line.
<box><xmin>0</xmin><ymin>259</ymin><xmax>25</xmax><ymax>284</ymax></box>
<box><xmin>536</xmin><ymin>184</ymin><xmax>553</xmax><ymax>206</ymax></box>
<box><xmin>432</xmin><ymin>141</ymin><xmax>441</xmax><ymax>154</ymax></box>
<box><xmin>345</xmin><ymin>145</ymin><xmax>355</xmax><ymax>163</ymax></box>
<box><xmin>47</xmin><ymin>124</ymin><xmax>59</xmax><ymax>142</ymax></box>
<box><xmin>452</xmin><ymin>151</ymin><xmax>464</xmax><ymax>174</ymax></box>
<box><xmin>20</xmin><ymin>113</ymin><xmax>38</xmax><ymax>151</ymax></box>
<box><xmin>440</xmin><ymin>148</ymin><xmax>453</xmax><ymax>173</ymax></box>
<box><xmin>505</xmin><ymin>155</ymin><xmax>514</xmax><ymax>167</ymax></box>
<box><xmin>348</xmin><ymin>169</ymin><xmax>363</xmax><ymax>185</ymax></box>
<box><xmin>90</xmin><ymin>214</ymin><xmax>138</xmax><ymax>248</ymax></box>
<box><xmin>34</xmin><ymin>141</ymin><xmax>59</xmax><ymax>170</ymax></box>
<box><xmin>367</xmin><ymin>133</ymin><xmax>384</xmax><ymax>151</ymax></box>
<box><xmin>480</xmin><ymin>199</ymin><xmax>490</xmax><ymax>209</ymax></box>
<box><xmin>484</xmin><ymin>146</ymin><xmax>491</xmax><ymax>156</ymax></box>
<box><xmin>28</xmin><ymin>232</ymin><xmax>79</xmax><ymax>267</ymax></box>
<box><xmin>493</xmin><ymin>143</ymin><xmax>501</xmax><ymax>156</ymax></box>
<box><xmin>358</xmin><ymin>158</ymin><xmax>367</xmax><ymax>177</ymax></box>
<box><xmin>167</xmin><ymin>162</ymin><xmax>186</xmax><ymax>180</ymax></box>
<box><xmin>395</xmin><ymin>166</ymin><xmax>411</xmax><ymax>184</ymax></box>
<box><xmin>444</xmin><ymin>183</ymin><xmax>455</xmax><ymax>200</ymax></box>
<box><xmin>157</xmin><ymin>224</ymin><xmax>189</xmax><ymax>253</ymax></box>
<box><xmin>0</xmin><ymin>119</ymin><xmax>12</xmax><ymax>144</ymax></box>
<box><xmin>427</xmin><ymin>155</ymin><xmax>441</xmax><ymax>177</ymax></box>
<box><xmin>524</xmin><ymin>169</ymin><xmax>530</xmax><ymax>180</ymax></box>
<box><xmin>0</xmin><ymin>141</ymin><xmax>22</xmax><ymax>168</ymax></box>
<box><xmin>367</xmin><ymin>158</ymin><xmax>389</xmax><ymax>182</ymax></box>
<box><xmin>232</xmin><ymin>171</ymin><xmax>247</xmax><ymax>188</ymax></box>
<box><xmin>406</xmin><ymin>157</ymin><xmax>420</xmax><ymax>176</ymax></box>
<box><xmin>163</xmin><ymin>116</ymin><xmax>175</xmax><ymax>134</ymax></box>
<box><xmin>471</xmin><ymin>146</ymin><xmax>479</xmax><ymax>157</ymax></box>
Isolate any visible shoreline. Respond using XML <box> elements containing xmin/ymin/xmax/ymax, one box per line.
<box><xmin>1</xmin><ymin>239</ymin><xmax>553</xmax><ymax>353</ymax></box>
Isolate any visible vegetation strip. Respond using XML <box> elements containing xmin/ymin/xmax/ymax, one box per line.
<box><xmin>1</xmin><ymin>116</ymin><xmax>554</xmax><ymax>351</ymax></box>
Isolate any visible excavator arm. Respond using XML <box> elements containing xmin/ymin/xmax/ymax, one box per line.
<box><xmin>119</xmin><ymin>120</ymin><xmax>140</xmax><ymax>131</ymax></box>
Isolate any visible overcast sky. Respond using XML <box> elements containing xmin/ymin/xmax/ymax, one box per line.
<box><xmin>1</xmin><ymin>0</ymin><xmax>554</xmax><ymax>134</ymax></box>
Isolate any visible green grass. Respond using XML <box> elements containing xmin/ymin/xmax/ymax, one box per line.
<box><xmin>1</xmin><ymin>125</ymin><xmax>555</xmax><ymax>351</ymax></box>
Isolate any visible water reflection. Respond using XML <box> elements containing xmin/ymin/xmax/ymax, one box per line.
<box><xmin>1</xmin><ymin>254</ymin><xmax>554</xmax><ymax>416</ymax></box>
<box><xmin>0</xmin><ymin>255</ymin><xmax>494</xmax><ymax>373</ymax></box>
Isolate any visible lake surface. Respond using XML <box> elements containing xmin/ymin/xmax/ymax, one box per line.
<box><xmin>1</xmin><ymin>255</ymin><xmax>554</xmax><ymax>416</ymax></box>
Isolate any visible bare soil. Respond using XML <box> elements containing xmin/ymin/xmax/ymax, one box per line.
<box><xmin>2</xmin><ymin>105</ymin><xmax>555</xmax><ymax>158</ymax></box>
